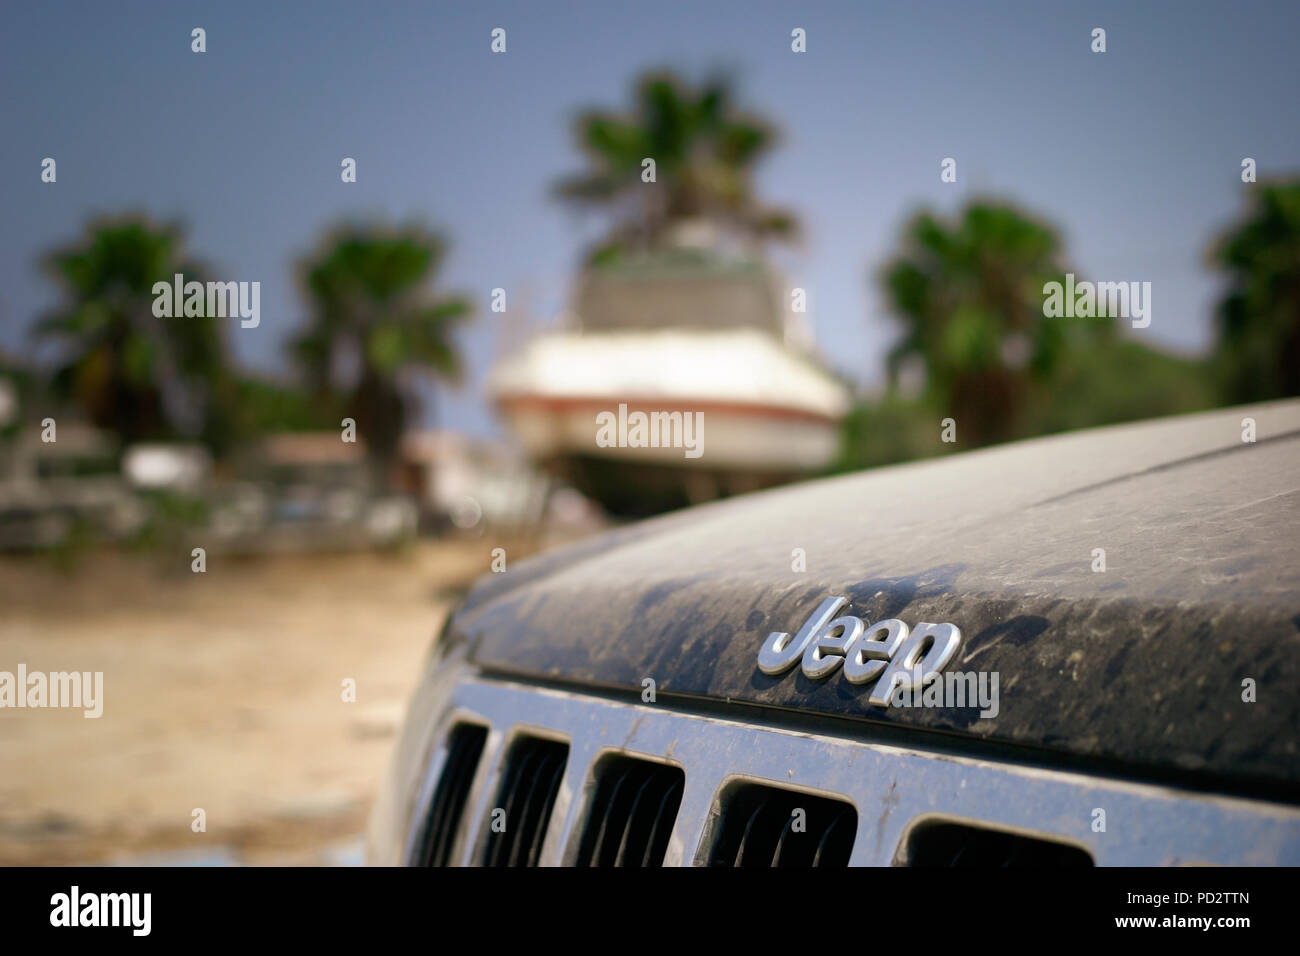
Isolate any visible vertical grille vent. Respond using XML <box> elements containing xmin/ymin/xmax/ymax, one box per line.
<box><xmin>575</xmin><ymin>757</ymin><xmax>684</xmax><ymax>866</ymax></box>
<box><xmin>481</xmin><ymin>736</ymin><xmax>569</xmax><ymax>867</ymax></box>
<box><xmin>413</xmin><ymin>723</ymin><xmax>487</xmax><ymax>867</ymax></box>
<box><xmin>707</xmin><ymin>783</ymin><xmax>855</xmax><ymax>867</ymax></box>
<box><xmin>903</xmin><ymin>822</ymin><xmax>1094</xmax><ymax>866</ymax></box>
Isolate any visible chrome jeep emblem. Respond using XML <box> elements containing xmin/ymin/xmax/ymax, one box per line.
<box><xmin>757</xmin><ymin>596</ymin><xmax>961</xmax><ymax>707</ymax></box>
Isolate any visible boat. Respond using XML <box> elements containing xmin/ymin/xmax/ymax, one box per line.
<box><xmin>490</xmin><ymin>242</ymin><xmax>851</xmax><ymax>516</ymax></box>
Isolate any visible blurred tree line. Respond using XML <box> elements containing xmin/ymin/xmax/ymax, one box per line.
<box><xmin>5</xmin><ymin>69</ymin><xmax>1299</xmax><ymax>487</ymax></box>
<box><xmin>554</xmin><ymin>70</ymin><xmax>800</xmax><ymax>263</ymax></box>
<box><xmin>12</xmin><ymin>218</ymin><xmax>471</xmax><ymax>484</ymax></box>
<box><xmin>546</xmin><ymin>70</ymin><xmax>1300</xmax><ymax>475</ymax></box>
<box><xmin>834</xmin><ymin>182</ymin><xmax>1300</xmax><ymax>472</ymax></box>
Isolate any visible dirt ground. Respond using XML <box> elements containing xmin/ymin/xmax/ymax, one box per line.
<box><xmin>0</xmin><ymin>538</ymin><xmax>525</xmax><ymax>865</ymax></box>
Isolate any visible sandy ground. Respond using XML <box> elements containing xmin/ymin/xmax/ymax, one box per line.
<box><xmin>0</xmin><ymin>538</ymin><xmax>525</xmax><ymax>865</ymax></box>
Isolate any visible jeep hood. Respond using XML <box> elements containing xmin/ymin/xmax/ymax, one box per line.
<box><xmin>450</xmin><ymin>401</ymin><xmax>1300</xmax><ymax>792</ymax></box>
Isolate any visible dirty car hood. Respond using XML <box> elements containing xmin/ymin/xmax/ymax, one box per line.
<box><xmin>452</xmin><ymin>401</ymin><xmax>1300</xmax><ymax>791</ymax></box>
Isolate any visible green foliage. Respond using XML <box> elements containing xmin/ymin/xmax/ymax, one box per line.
<box><xmin>23</xmin><ymin>166</ymin><xmax>1296</xmax><ymax>507</ymax></box>
<box><xmin>880</xmin><ymin>200</ymin><xmax>1093</xmax><ymax>448</ymax></box>
<box><xmin>834</xmin><ymin>336</ymin><xmax>1218</xmax><ymax>475</ymax></box>
<box><xmin>1024</xmin><ymin>339</ymin><xmax>1217</xmax><ymax>435</ymax></box>
<box><xmin>839</xmin><ymin>197</ymin><xmax>1233</xmax><ymax>475</ymax></box>
<box><xmin>25</xmin><ymin>217</ymin><xmax>468</xmax><ymax>488</ymax></box>
<box><xmin>555</xmin><ymin>70</ymin><xmax>799</xmax><ymax>260</ymax></box>
<box><xmin>228</xmin><ymin>375</ymin><xmax>341</xmax><ymax>435</ymax></box>
<box><xmin>126</xmin><ymin>490</ymin><xmax>211</xmax><ymax>554</ymax></box>
<box><xmin>1209</xmin><ymin>179</ymin><xmax>1300</xmax><ymax>402</ymax></box>
<box><xmin>32</xmin><ymin>216</ymin><xmax>239</xmax><ymax>455</ymax></box>
<box><xmin>291</xmin><ymin>224</ymin><xmax>472</xmax><ymax>479</ymax></box>
<box><xmin>45</xmin><ymin>513</ymin><xmax>97</xmax><ymax>574</ymax></box>
<box><xmin>831</xmin><ymin>392</ymin><xmax>941</xmax><ymax>473</ymax></box>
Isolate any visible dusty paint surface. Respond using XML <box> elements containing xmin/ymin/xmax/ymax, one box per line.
<box><xmin>456</xmin><ymin>401</ymin><xmax>1300</xmax><ymax>792</ymax></box>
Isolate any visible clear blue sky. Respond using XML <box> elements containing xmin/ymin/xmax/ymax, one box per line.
<box><xmin>3</xmin><ymin>0</ymin><xmax>1298</xmax><ymax>438</ymax></box>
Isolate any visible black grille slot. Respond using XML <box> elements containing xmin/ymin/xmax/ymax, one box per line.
<box><xmin>481</xmin><ymin>736</ymin><xmax>568</xmax><ymax>867</ymax></box>
<box><xmin>708</xmin><ymin>783</ymin><xmax>856</xmax><ymax>867</ymax></box>
<box><xmin>903</xmin><ymin>822</ymin><xmax>1093</xmax><ymax>867</ymax></box>
<box><xmin>575</xmin><ymin>757</ymin><xmax>684</xmax><ymax>866</ymax></box>
<box><xmin>413</xmin><ymin>723</ymin><xmax>487</xmax><ymax>866</ymax></box>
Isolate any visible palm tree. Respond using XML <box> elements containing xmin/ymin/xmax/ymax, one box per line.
<box><xmin>33</xmin><ymin>216</ymin><xmax>235</xmax><ymax>451</ymax></box>
<box><xmin>880</xmin><ymin>201</ymin><xmax>1098</xmax><ymax>448</ymax></box>
<box><xmin>1209</xmin><ymin>179</ymin><xmax>1300</xmax><ymax>403</ymax></box>
<box><xmin>554</xmin><ymin>70</ymin><xmax>799</xmax><ymax>261</ymax></box>
<box><xmin>292</xmin><ymin>225</ymin><xmax>472</xmax><ymax>484</ymax></box>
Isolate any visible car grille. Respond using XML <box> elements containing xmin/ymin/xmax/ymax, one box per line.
<box><xmin>707</xmin><ymin>783</ymin><xmax>855</xmax><ymax>867</ymax></box>
<box><xmin>575</xmin><ymin>756</ymin><xmax>684</xmax><ymax>866</ymax></box>
<box><xmin>904</xmin><ymin>820</ymin><xmax>1093</xmax><ymax>867</ymax></box>
<box><xmin>479</xmin><ymin>736</ymin><xmax>568</xmax><ymax>867</ymax></box>
<box><xmin>412</xmin><ymin>722</ymin><xmax>486</xmax><ymax>867</ymax></box>
<box><xmin>391</xmin><ymin>676</ymin><xmax>1300</xmax><ymax>866</ymax></box>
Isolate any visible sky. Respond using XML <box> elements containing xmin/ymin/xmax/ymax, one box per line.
<box><xmin>3</xmin><ymin>0</ymin><xmax>1298</xmax><ymax>438</ymax></box>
